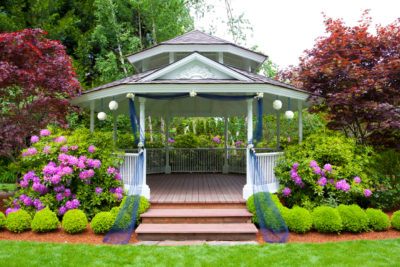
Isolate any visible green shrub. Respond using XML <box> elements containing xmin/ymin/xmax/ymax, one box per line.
<box><xmin>6</xmin><ymin>210</ymin><xmax>32</xmax><ymax>233</ymax></box>
<box><xmin>337</xmin><ymin>204</ymin><xmax>369</xmax><ymax>233</ymax></box>
<box><xmin>391</xmin><ymin>211</ymin><xmax>400</xmax><ymax>230</ymax></box>
<box><xmin>31</xmin><ymin>208</ymin><xmax>60</xmax><ymax>233</ymax></box>
<box><xmin>285</xmin><ymin>207</ymin><xmax>312</xmax><ymax>234</ymax></box>
<box><xmin>111</xmin><ymin>196</ymin><xmax>150</xmax><ymax>228</ymax></box>
<box><xmin>62</xmin><ymin>209</ymin><xmax>88</xmax><ymax>234</ymax></box>
<box><xmin>312</xmin><ymin>206</ymin><xmax>342</xmax><ymax>233</ymax></box>
<box><xmin>90</xmin><ymin>212</ymin><xmax>114</xmax><ymax>234</ymax></box>
<box><xmin>247</xmin><ymin>193</ymin><xmax>285</xmax><ymax>224</ymax></box>
<box><xmin>365</xmin><ymin>208</ymin><xmax>389</xmax><ymax>231</ymax></box>
<box><xmin>0</xmin><ymin>211</ymin><xmax>6</xmax><ymax>229</ymax></box>
<box><xmin>275</xmin><ymin>131</ymin><xmax>373</xmax><ymax>208</ymax></box>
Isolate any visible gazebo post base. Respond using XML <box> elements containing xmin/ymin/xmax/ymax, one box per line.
<box><xmin>242</xmin><ymin>184</ymin><xmax>253</xmax><ymax>200</ymax></box>
<box><xmin>165</xmin><ymin>165</ymin><xmax>171</xmax><ymax>174</ymax></box>
<box><xmin>222</xmin><ymin>164</ymin><xmax>229</xmax><ymax>174</ymax></box>
<box><xmin>124</xmin><ymin>184</ymin><xmax>151</xmax><ymax>199</ymax></box>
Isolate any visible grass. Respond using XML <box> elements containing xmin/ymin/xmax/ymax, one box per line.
<box><xmin>1</xmin><ymin>239</ymin><xmax>400</xmax><ymax>266</ymax></box>
<box><xmin>0</xmin><ymin>183</ymin><xmax>16</xmax><ymax>192</ymax></box>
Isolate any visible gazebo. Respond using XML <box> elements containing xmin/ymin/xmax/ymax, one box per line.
<box><xmin>71</xmin><ymin>30</ymin><xmax>310</xmax><ymax>202</ymax></box>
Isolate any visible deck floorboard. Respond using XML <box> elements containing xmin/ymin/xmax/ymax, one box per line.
<box><xmin>147</xmin><ymin>173</ymin><xmax>246</xmax><ymax>203</ymax></box>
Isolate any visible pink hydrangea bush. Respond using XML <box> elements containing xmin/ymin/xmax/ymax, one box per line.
<box><xmin>7</xmin><ymin>128</ymin><xmax>125</xmax><ymax>219</ymax></box>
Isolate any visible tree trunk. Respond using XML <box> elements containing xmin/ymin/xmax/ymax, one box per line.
<box><xmin>148</xmin><ymin>116</ymin><xmax>153</xmax><ymax>142</ymax></box>
<box><xmin>161</xmin><ymin>117</ymin><xmax>165</xmax><ymax>141</ymax></box>
<box><xmin>150</xmin><ymin>0</ymin><xmax>157</xmax><ymax>45</ymax></box>
<box><xmin>109</xmin><ymin>0</ymin><xmax>128</xmax><ymax>76</ymax></box>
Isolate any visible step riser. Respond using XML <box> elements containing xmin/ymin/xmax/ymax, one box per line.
<box><xmin>149</xmin><ymin>203</ymin><xmax>247</xmax><ymax>209</ymax></box>
<box><xmin>142</xmin><ymin>217</ymin><xmax>251</xmax><ymax>224</ymax></box>
<box><xmin>138</xmin><ymin>233</ymin><xmax>256</xmax><ymax>241</ymax></box>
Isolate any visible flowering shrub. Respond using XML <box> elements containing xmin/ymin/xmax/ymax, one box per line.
<box><xmin>6</xmin><ymin>209</ymin><xmax>32</xmax><ymax>233</ymax></box>
<box><xmin>365</xmin><ymin>208</ymin><xmax>390</xmax><ymax>231</ymax></box>
<box><xmin>62</xmin><ymin>209</ymin><xmax>88</xmax><ymax>234</ymax></box>
<box><xmin>275</xmin><ymin>132</ymin><xmax>374</xmax><ymax>208</ymax></box>
<box><xmin>31</xmin><ymin>208</ymin><xmax>60</xmax><ymax>233</ymax></box>
<box><xmin>7</xmin><ymin>128</ymin><xmax>125</xmax><ymax>219</ymax></box>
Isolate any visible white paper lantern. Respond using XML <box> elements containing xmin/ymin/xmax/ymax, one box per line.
<box><xmin>285</xmin><ymin>110</ymin><xmax>294</xmax><ymax>120</ymax></box>
<box><xmin>273</xmin><ymin>99</ymin><xmax>282</xmax><ymax>110</ymax></box>
<box><xmin>97</xmin><ymin>112</ymin><xmax>107</xmax><ymax>121</ymax></box>
<box><xmin>109</xmin><ymin>100</ymin><xmax>119</xmax><ymax>111</ymax></box>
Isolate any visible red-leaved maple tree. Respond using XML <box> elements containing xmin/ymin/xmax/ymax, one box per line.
<box><xmin>278</xmin><ymin>11</ymin><xmax>400</xmax><ymax>149</ymax></box>
<box><xmin>0</xmin><ymin>29</ymin><xmax>82</xmax><ymax>161</ymax></box>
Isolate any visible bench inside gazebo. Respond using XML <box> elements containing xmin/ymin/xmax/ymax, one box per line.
<box><xmin>71</xmin><ymin>30</ymin><xmax>309</xmax><ymax>241</ymax></box>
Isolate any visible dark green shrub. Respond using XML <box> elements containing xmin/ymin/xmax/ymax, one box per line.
<box><xmin>247</xmin><ymin>193</ymin><xmax>285</xmax><ymax>224</ymax></box>
<box><xmin>312</xmin><ymin>206</ymin><xmax>342</xmax><ymax>233</ymax></box>
<box><xmin>337</xmin><ymin>204</ymin><xmax>369</xmax><ymax>233</ymax></box>
<box><xmin>391</xmin><ymin>211</ymin><xmax>400</xmax><ymax>230</ymax></box>
<box><xmin>31</xmin><ymin>208</ymin><xmax>60</xmax><ymax>233</ymax></box>
<box><xmin>365</xmin><ymin>208</ymin><xmax>389</xmax><ymax>231</ymax></box>
<box><xmin>0</xmin><ymin>211</ymin><xmax>6</xmax><ymax>229</ymax></box>
<box><xmin>6</xmin><ymin>210</ymin><xmax>32</xmax><ymax>233</ymax></box>
<box><xmin>62</xmin><ymin>209</ymin><xmax>88</xmax><ymax>234</ymax></box>
<box><xmin>285</xmin><ymin>207</ymin><xmax>312</xmax><ymax>234</ymax></box>
<box><xmin>90</xmin><ymin>212</ymin><xmax>114</xmax><ymax>234</ymax></box>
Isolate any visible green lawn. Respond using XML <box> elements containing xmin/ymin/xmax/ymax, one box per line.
<box><xmin>0</xmin><ymin>183</ymin><xmax>16</xmax><ymax>192</ymax></box>
<box><xmin>1</xmin><ymin>239</ymin><xmax>400</xmax><ymax>266</ymax></box>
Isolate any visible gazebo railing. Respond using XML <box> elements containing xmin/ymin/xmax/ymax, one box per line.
<box><xmin>254</xmin><ymin>151</ymin><xmax>283</xmax><ymax>192</ymax></box>
<box><xmin>169</xmin><ymin>148</ymin><xmax>225</xmax><ymax>173</ymax></box>
<box><xmin>119</xmin><ymin>152</ymin><xmax>139</xmax><ymax>186</ymax></box>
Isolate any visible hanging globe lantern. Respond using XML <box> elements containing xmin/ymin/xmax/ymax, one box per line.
<box><xmin>109</xmin><ymin>100</ymin><xmax>119</xmax><ymax>111</ymax></box>
<box><xmin>273</xmin><ymin>99</ymin><xmax>282</xmax><ymax>110</ymax></box>
<box><xmin>97</xmin><ymin>112</ymin><xmax>107</xmax><ymax>121</ymax></box>
<box><xmin>285</xmin><ymin>110</ymin><xmax>294</xmax><ymax>120</ymax></box>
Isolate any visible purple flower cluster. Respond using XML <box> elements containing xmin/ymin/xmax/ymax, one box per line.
<box><xmin>60</xmin><ymin>146</ymin><xmax>68</xmax><ymax>153</ymax></box>
<box><xmin>43</xmin><ymin>146</ymin><xmax>51</xmax><ymax>154</ymax></box>
<box><xmin>235</xmin><ymin>141</ymin><xmax>244</xmax><ymax>147</ymax></box>
<box><xmin>335</xmin><ymin>179</ymin><xmax>350</xmax><ymax>192</ymax></box>
<box><xmin>289</xmin><ymin>163</ymin><xmax>304</xmax><ymax>187</ymax></box>
<box><xmin>40</xmin><ymin>129</ymin><xmax>51</xmax><ymax>136</ymax></box>
<box><xmin>364</xmin><ymin>189</ymin><xmax>372</xmax><ymax>197</ymax></box>
<box><xmin>282</xmin><ymin>187</ymin><xmax>291</xmax><ymax>196</ymax></box>
<box><xmin>95</xmin><ymin>187</ymin><xmax>102</xmax><ymax>194</ymax></box>
<box><xmin>22</xmin><ymin>147</ymin><xmax>37</xmax><ymax>157</ymax></box>
<box><xmin>31</xmin><ymin>135</ymin><xmax>39</xmax><ymax>143</ymax></box>
<box><xmin>110</xmin><ymin>187</ymin><xmax>123</xmax><ymax>199</ymax></box>
<box><xmin>79</xmin><ymin>169</ymin><xmax>95</xmax><ymax>180</ymax></box>
<box><xmin>353</xmin><ymin>176</ymin><xmax>361</xmax><ymax>183</ymax></box>
<box><xmin>212</xmin><ymin>136</ymin><xmax>220</xmax><ymax>144</ymax></box>
<box><xmin>88</xmin><ymin>145</ymin><xmax>96</xmax><ymax>153</ymax></box>
<box><xmin>54</xmin><ymin>136</ymin><xmax>67</xmax><ymax>143</ymax></box>
<box><xmin>168</xmin><ymin>138</ymin><xmax>175</xmax><ymax>144</ymax></box>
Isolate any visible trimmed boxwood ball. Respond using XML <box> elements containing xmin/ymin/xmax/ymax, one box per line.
<box><xmin>365</xmin><ymin>208</ymin><xmax>389</xmax><ymax>231</ymax></box>
<box><xmin>312</xmin><ymin>206</ymin><xmax>342</xmax><ymax>233</ymax></box>
<box><xmin>62</xmin><ymin>209</ymin><xmax>88</xmax><ymax>234</ymax></box>
<box><xmin>31</xmin><ymin>208</ymin><xmax>60</xmax><ymax>233</ymax></box>
<box><xmin>285</xmin><ymin>207</ymin><xmax>312</xmax><ymax>234</ymax></box>
<box><xmin>111</xmin><ymin>196</ymin><xmax>150</xmax><ymax>224</ymax></box>
<box><xmin>337</xmin><ymin>204</ymin><xmax>369</xmax><ymax>233</ymax></box>
<box><xmin>391</xmin><ymin>210</ymin><xmax>400</xmax><ymax>230</ymax></box>
<box><xmin>0</xmin><ymin>211</ymin><xmax>6</xmax><ymax>229</ymax></box>
<box><xmin>247</xmin><ymin>193</ymin><xmax>286</xmax><ymax>224</ymax></box>
<box><xmin>6</xmin><ymin>210</ymin><xmax>32</xmax><ymax>233</ymax></box>
<box><xmin>90</xmin><ymin>212</ymin><xmax>114</xmax><ymax>234</ymax></box>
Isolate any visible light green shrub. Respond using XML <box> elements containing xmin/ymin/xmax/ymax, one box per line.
<box><xmin>285</xmin><ymin>207</ymin><xmax>312</xmax><ymax>234</ymax></box>
<box><xmin>0</xmin><ymin>211</ymin><xmax>6</xmax><ymax>229</ymax></box>
<box><xmin>337</xmin><ymin>204</ymin><xmax>369</xmax><ymax>233</ymax></box>
<box><xmin>62</xmin><ymin>209</ymin><xmax>88</xmax><ymax>234</ymax></box>
<box><xmin>247</xmin><ymin>193</ymin><xmax>286</xmax><ymax>224</ymax></box>
<box><xmin>391</xmin><ymin>210</ymin><xmax>400</xmax><ymax>230</ymax></box>
<box><xmin>312</xmin><ymin>206</ymin><xmax>342</xmax><ymax>233</ymax></box>
<box><xmin>90</xmin><ymin>212</ymin><xmax>114</xmax><ymax>234</ymax></box>
<box><xmin>31</xmin><ymin>208</ymin><xmax>60</xmax><ymax>233</ymax></box>
<box><xmin>365</xmin><ymin>208</ymin><xmax>389</xmax><ymax>231</ymax></box>
<box><xmin>6</xmin><ymin>210</ymin><xmax>32</xmax><ymax>233</ymax></box>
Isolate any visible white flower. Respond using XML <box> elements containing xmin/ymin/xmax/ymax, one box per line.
<box><xmin>138</xmin><ymin>142</ymin><xmax>144</xmax><ymax>148</ymax></box>
<box><xmin>189</xmin><ymin>91</ymin><xmax>197</xmax><ymax>97</ymax></box>
<box><xmin>247</xmin><ymin>144</ymin><xmax>254</xmax><ymax>149</ymax></box>
<box><xmin>256</xmin><ymin>92</ymin><xmax>264</xmax><ymax>99</ymax></box>
<box><xmin>126</xmin><ymin>93</ymin><xmax>135</xmax><ymax>99</ymax></box>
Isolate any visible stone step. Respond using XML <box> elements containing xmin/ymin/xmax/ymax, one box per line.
<box><xmin>141</xmin><ymin>209</ymin><xmax>253</xmax><ymax>223</ymax></box>
<box><xmin>149</xmin><ymin>201</ymin><xmax>247</xmax><ymax>209</ymax></box>
<box><xmin>136</xmin><ymin>223</ymin><xmax>258</xmax><ymax>241</ymax></box>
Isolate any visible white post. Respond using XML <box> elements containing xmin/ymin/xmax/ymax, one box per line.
<box><xmin>243</xmin><ymin>99</ymin><xmax>253</xmax><ymax>199</ymax></box>
<box><xmin>223</xmin><ymin>117</ymin><xmax>229</xmax><ymax>173</ymax></box>
<box><xmin>90</xmin><ymin>101</ymin><xmax>95</xmax><ymax>134</ymax></box>
<box><xmin>165</xmin><ymin>117</ymin><xmax>171</xmax><ymax>174</ymax></box>
<box><xmin>169</xmin><ymin>52</ymin><xmax>175</xmax><ymax>64</ymax></box>
<box><xmin>298</xmin><ymin>101</ymin><xmax>303</xmax><ymax>143</ymax></box>
<box><xmin>218</xmin><ymin>52</ymin><xmax>224</xmax><ymax>64</ymax></box>
<box><xmin>276</xmin><ymin>111</ymin><xmax>280</xmax><ymax>149</ymax></box>
<box><xmin>139</xmin><ymin>98</ymin><xmax>150</xmax><ymax>199</ymax></box>
<box><xmin>113</xmin><ymin>112</ymin><xmax>117</xmax><ymax>145</ymax></box>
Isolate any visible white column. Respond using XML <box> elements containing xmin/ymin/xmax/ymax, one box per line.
<box><xmin>90</xmin><ymin>101</ymin><xmax>95</xmax><ymax>133</ymax></box>
<box><xmin>169</xmin><ymin>52</ymin><xmax>175</xmax><ymax>64</ymax></box>
<box><xmin>139</xmin><ymin>98</ymin><xmax>150</xmax><ymax>199</ymax></box>
<box><xmin>276</xmin><ymin>111</ymin><xmax>281</xmax><ymax>149</ymax></box>
<box><xmin>223</xmin><ymin>117</ymin><xmax>229</xmax><ymax>173</ymax></box>
<box><xmin>218</xmin><ymin>52</ymin><xmax>224</xmax><ymax>64</ymax></box>
<box><xmin>113</xmin><ymin>112</ymin><xmax>117</xmax><ymax>145</ymax></box>
<box><xmin>165</xmin><ymin>117</ymin><xmax>171</xmax><ymax>174</ymax></box>
<box><xmin>298</xmin><ymin>101</ymin><xmax>303</xmax><ymax>143</ymax></box>
<box><xmin>243</xmin><ymin>99</ymin><xmax>253</xmax><ymax>199</ymax></box>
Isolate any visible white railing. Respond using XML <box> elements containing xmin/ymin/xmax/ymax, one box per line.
<box><xmin>119</xmin><ymin>153</ymin><xmax>139</xmax><ymax>186</ymax></box>
<box><xmin>169</xmin><ymin>148</ymin><xmax>225</xmax><ymax>173</ymax></box>
<box><xmin>255</xmin><ymin>152</ymin><xmax>283</xmax><ymax>193</ymax></box>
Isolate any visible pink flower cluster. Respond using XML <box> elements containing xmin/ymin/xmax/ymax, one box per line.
<box><xmin>30</xmin><ymin>135</ymin><xmax>39</xmax><ymax>143</ymax></box>
<box><xmin>335</xmin><ymin>179</ymin><xmax>350</xmax><ymax>192</ymax></box>
<box><xmin>22</xmin><ymin>147</ymin><xmax>37</xmax><ymax>157</ymax></box>
<box><xmin>290</xmin><ymin>163</ymin><xmax>304</xmax><ymax>187</ymax></box>
<box><xmin>235</xmin><ymin>141</ymin><xmax>244</xmax><ymax>147</ymax></box>
<box><xmin>110</xmin><ymin>187</ymin><xmax>123</xmax><ymax>199</ymax></box>
<box><xmin>40</xmin><ymin>129</ymin><xmax>51</xmax><ymax>136</ymax></box>
<box><xmin>212</xmin><ymin>136</ymin><xmax>220</xmax><ymax>144</ymax></box>
<box><xmin>54</xmin><ymin>136</ymin><xmax>67</xmax><ymax>143</ymax></box>
<box><xmin>168</xmin><ymin>138</ymin><xmax>175</xmax><ymax>144</ymax></box>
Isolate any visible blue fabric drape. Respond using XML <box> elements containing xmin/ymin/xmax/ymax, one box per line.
<box><xmin>128</xmin><ymin>98</ymin><xmax>140</xmax><ymax>145</ymax></box>
<box><xmin>253</xmin><ymin>98</ymin><xmax>263</xmax><ymax>145</ymax></box>
<box><xmin>197</xmin><ymin>93</ymin><xmax>254</xmax><ymax>101</ymax></box>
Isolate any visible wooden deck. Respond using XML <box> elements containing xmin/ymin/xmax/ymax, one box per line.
<box><xmin>147</xmin><ymin>173</ymin><xmax>246</xmax><ymax>203</ymax></box>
